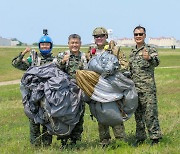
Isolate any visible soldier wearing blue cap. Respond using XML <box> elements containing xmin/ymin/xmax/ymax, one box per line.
<box><xmin>12</xmin><ymin>29</ymin><xmax>54</xmax><ymax>70</ymax></box>
<box><xmin>12</xmin><ymin>29</ymin><xmax>54</xmax><ymax>146</ymax></box>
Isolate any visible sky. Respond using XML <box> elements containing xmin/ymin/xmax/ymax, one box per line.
<box><xmin>0</xmin><ymin>0</ymin><xmax>180</xmax><ymax>45</ymax></box>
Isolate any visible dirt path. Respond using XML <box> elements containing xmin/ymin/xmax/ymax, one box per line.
<box><xmin>0</xmin><ymin>79</ymin><xmax>20</xmax><ymax>86</ymax></box>
<box><xmin>157</xmin><ymin>66</ymin><xmax>180</xmax><ymax>69</ymax></box>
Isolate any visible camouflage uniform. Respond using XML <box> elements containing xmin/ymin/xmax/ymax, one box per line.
<box><xmin>88</xmin><ymin>42</ymin><xmax>128</xmax><ymax>144</ymax></box>
<box><xmin>12</xmin><ymin>51</ymin><xmax>54</xmax><ymax>146</ymax></box>
<box><xmin>129</xmin><ymin>43</ymin><xmax>162</xmax><ymax>141</ymax></box>
<box><xmin>55</xmin><ymin>50</ymin><xmax>87</xmax><ymax>144</ymax></box>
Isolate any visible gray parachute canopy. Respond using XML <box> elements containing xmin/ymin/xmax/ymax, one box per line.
<box><xmin>88</xmin><ymin>51</ymin><xmax>120</xmax><ymax>77</ymax></box>
<box><xmin>76</xmin><ymin>51</ymin><xmax>138</xmax><ymax>126</ymax></box>
<box><xmin>20</xmin><ymin>63</ymin><xmax>83</xmax><ymax>136</ymax></box>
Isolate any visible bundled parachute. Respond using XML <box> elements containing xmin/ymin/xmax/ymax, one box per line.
<box><xmin>20</xmin><ymin>63</ymin><xmax>83</xmax><ymax>136</ymax></box>
<box><xmin>76</xmin><ymin>51</ymin><xmax>138</xmax><ymax>126</ymax></box>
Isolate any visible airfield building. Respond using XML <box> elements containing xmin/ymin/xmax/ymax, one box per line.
<box><xmin>0</xmin><ymin>36</ymin><xmax>19</xmax><ymax>46</ymax></box>
<box><xmin>116</xmin><ymin>37</ymin><xmax>179</xmax><ymax>48</ymax></box>
<box><xmin>148</xmin><ymin>37</ymin><xmax>176</xmax><ymax>48</ymax></box>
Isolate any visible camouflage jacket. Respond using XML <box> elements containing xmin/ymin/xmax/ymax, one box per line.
<box><xmin>129</xmin><ymin>43</ymin><xmax>160</xmax><ymax>93</ymax></box>
<box><xmin>54</xmin><ymin>50</ymin><xmax>87</xmax><ymax>79</ymax></box>
<box><xmin>12</xmin><ymin>51</ymin><xmax>54</xmax><ymax>71</ymax></box>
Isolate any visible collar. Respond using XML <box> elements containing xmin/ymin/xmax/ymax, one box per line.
<box><xmin>69</xmin><ymin>50</ymin><xmax>81</xmax><ymax>57</ymax></box>
<box><xmin>132</xmin><ymin>43</ymin><xmax>146</xmax><ymax>53</ymax></box>
<box><xmin>96</xmin><ymin>41</ymin><xmax>108</xmax><ymax>50</ymax></box>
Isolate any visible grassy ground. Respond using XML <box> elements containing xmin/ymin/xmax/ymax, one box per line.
<box><xmin>0</xmin><ymin>47</ymin><xmax>180</xmax><ymax>153</ymax></box>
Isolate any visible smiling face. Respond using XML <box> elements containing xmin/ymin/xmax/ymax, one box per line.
<box><xmin>134</xmin><ymin>28</ymin><xmax>146</xmax><ymax>47</ymax></box>
<box><xmin>68</xmin><ymin>38</ymin><xmax>81</xmax><ymax>54</ymax></box>
<box><xmin>94</xmin><ymin>34</ymin><xmax>107</xmax><ymax>48</ymax></box>
<box><xmin>39</xmin><ymin>42</ymin><xmax>51</xmax><ymax>50</ymax></box>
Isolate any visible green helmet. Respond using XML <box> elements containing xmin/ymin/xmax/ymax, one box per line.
<box><xmin>92</xmin><ymin>27</ymin><xmax>108</xmax><ymax>37</ymax></box>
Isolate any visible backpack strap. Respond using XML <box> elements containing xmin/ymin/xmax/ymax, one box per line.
<box><xmin>37</xmin><ymin>56</ymin><xmax>41</xmax><ymax>66</ymax></box>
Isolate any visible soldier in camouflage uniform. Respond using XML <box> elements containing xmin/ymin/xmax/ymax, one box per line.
<box><xmin>53</xmin><ymin>34</ymin><xmax>87</xmax><ymax>147</ymax></box>
<box><xmin>88</xmin><ymin>27</ymin><xmax>129</xmax><ymax>147</ymax></box>
<box><xmin>129</xmin><ymin>25</ymin><xmax>162</xmax><ymax>146</ymax></box>
<box><xmin>12</xmin><ymin>29</ymin><xmax>54</xmax><ymax>147</ymax></box>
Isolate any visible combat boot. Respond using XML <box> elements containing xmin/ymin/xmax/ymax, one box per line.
<box><xmin>133</xmin><ymin>139</ymin><xmax>145</xmax><ymax>147</ymax></box>
<box><xmin>151</xmin><ymin>139</ymin><xmax>159</xmax><ymax>146</ymax></box>
<box><xmin>100</xmin><ymin>139</ymin><xmax>110</xmax><ymax>147</ymax></box>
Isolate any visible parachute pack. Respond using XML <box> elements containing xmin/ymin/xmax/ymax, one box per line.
<box><xmin>76</xmin><ymin>51</ymin><xmax>138</xmax><ymax>126</ymax></box>
<box><xmin>20</xmin><ymin>63</ymin><xmax>83</xmax><ymax>136</ymax></box>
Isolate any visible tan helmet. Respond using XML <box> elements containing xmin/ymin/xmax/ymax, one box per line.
<box><xmin>92</xmin><ymin>27</ymin><xmax>108</xmax><ymax>37</ymax></box>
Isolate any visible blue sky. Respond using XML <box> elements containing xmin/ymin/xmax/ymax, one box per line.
<box><xmin>0</xmin><ymin>0</ymin><xmax>179</xmax><ymax>45</ymax></box>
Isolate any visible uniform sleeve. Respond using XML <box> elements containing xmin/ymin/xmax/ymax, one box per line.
<box><xmin>148</xmin><ymin>47</ymin><xmax>160</xmax><ymax>67</ymax></box>
<box><xmin>12</xmin><ymin>52</ymin><xmax>30</xmax><ymax>70</ymax></box>
<box><xmin>115</xmin><ymin>47</ymin><xmax>129</xmax><ymax>71</ymax></box>
<box><xmin>128</xmin><ymin>50</ymin><xmax>134</xmax><ymax>78</ymax></box>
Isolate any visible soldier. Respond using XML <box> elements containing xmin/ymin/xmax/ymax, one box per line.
<box><xmin>53</xmin><ymin>34</ymin><xmax>87</xmax><ymax>147</ymax></box>
<box><xmin>129</xmin><ymin>25</ymin><xmax>162</xmax><ymax>146</ymax></box>
<box><xmin>89</xmin><ymin>27</ymin><xmax>128</xmax><ymax>147</ymax></box>
<box><xmin>12</xmin><ymin>29</ymin><xmax>54</xmax><ymax>147</ymax></box>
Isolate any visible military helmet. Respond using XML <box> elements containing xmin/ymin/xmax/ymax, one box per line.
<box><xmin>38</xmin><ymin>29</ymin><xmax>53</xmax><ymax>55</ymax></box>
<box><xmin>92</xmin><ymin>27</ymin><xmax>108</xmax><ymax>37</ymax></box>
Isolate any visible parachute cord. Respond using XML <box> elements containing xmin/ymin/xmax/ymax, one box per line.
<box><xmin>33</xmin><ymin>131</ymin><xmax>49</xmax><ymax>142</ymax></box>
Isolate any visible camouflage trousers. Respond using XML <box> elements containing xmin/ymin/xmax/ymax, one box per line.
<box><xmin>98</xmin><ymin>122</ymin><xmax>125</xmax><ymax>141</ymax></box>
<box><xmin>29</xmin><ymin>119</ymin><xmax>52</xmax><ymax>146</ymax></box>
<box><xmin>135</xmin><ymin>92</ymin><xmax>162</xmax><ymax>140</ymax></box>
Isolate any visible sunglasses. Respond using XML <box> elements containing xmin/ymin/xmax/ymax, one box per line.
<box><xmin>134</xmin><ymin>33</ymin><xmax>144</xmax><ymax>36</ymax></box>
<box><xmin>94</xmin><ymin>34</ymin><xmax>106</xmax><ymax>38</ymax></box>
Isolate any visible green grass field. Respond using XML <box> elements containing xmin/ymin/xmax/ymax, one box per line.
<box><xmin>0</xmin><ymin>47</ymin><xmax>180</xmax><ymax>153</ymax></box>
